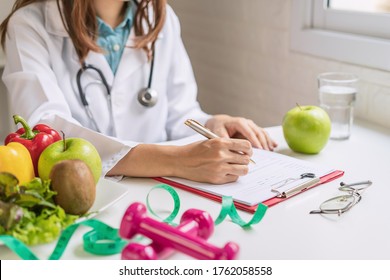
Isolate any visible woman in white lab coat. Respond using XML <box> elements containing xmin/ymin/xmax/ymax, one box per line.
<box><xmin>0</xmin><ymin>0</ymin><xmax>276</xmax><ymax>184</ymax></box>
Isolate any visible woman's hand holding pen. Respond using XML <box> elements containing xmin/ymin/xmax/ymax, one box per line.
<box><xmin>178</xmin><ymin>115</ymin><xmax>277</xmax><ymax>183</ymax></box>
<box><xmin>177</xmin><ymin>138</ymin><xmax>253</xmax><ymax>184</ymax></box>
<box><xmin>107</xmin><ymin>138</ymin><xmax>252</xmax><ymax>184</ymax></box>
<box><xmin>110</xmin><ymin>115</ymin><xmax>277</xmax><ymax>184</ymax></box>
<box><xmin>205</xmin><ymin>114</ymin><xmax>278</xmax><ymax>151</ymax></box>
<box><xmin>110</xmin><ymin>116</ymin><xmax>276</xmax><ymax>184</ymax></box>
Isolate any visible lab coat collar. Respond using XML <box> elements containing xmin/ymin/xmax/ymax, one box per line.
<box><xmin>114</xmin><ymin>31</ymin><xmax>164</xmax><ymax>84</ymax></box>
<box><xmin>115</xmin><ymin>1</ymin><xmax>165</xmax><ymax>82</ymax></box>
<box><xmin>44</xmin><ymin>0</ymin><xmax>165</xmax><ymax>39</ymax></box>
<box><xmin>45</xmin><ymin>0</ymin><xmax>69</xmax><ymax>37</ymax></box>
<box><xmin>114</xmin><ymin>30</ymin><xmax>147</xmax><ymax>83</ymax></box>
<box><xmin>44</xmin><ymin>0</ymin><xmax>163</xmax><ymax>85</ymax></box>
<box><xmin>43</xmin><ymin>0</ymin><xmax>145</xmax><ymax>85</ymax></box>
<box><xmin>83</xmin><ymin>30</ymin><xmax>155</xmax><ymax>88</ymax></box>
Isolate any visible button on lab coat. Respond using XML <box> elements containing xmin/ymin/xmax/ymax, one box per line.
<box><xmin>2</xmin><ymin>1</ymin><xmax>210</xmax><ymax>176</ymax></box>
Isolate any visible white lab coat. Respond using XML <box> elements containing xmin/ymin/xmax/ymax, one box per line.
<box><xmin>2</xmin><ymin>0</ymin><xmax>211</xmax><ymax>176</ymax></box>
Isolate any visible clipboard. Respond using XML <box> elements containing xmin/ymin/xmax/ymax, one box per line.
<box><xmin>154</xmin><ymin>170</ymin><xmax>344</xmax><ymax>213</ymax></box>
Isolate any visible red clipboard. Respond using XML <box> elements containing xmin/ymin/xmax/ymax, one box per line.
<box><xmin>154</xmin><ymin>170</ymin><xmax>344</xmax><ymax>213</ymax></box>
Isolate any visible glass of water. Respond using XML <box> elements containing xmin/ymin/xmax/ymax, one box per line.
<box><xmin>317</xmin><ymin>72</ymin><xmax>359</xmax><ymax>140</ymax></box>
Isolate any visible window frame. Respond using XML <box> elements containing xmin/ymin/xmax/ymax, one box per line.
<box><xmin>290</xmin><ymin>0</ymin><xmax>390</xmax><ymax>71</ymax></box>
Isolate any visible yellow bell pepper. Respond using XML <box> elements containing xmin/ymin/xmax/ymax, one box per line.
<box><xmin>0</xmin><ymin>142</ymin><xmax>35</xmax><ymax>184</ymax></box>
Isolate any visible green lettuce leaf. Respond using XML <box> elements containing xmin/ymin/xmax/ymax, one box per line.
<box><xmin>0</xmin><ymin>173</ymin><xmax>80</xmax><ymax>246</ymax></box>
<box><xmin>3</xmin><ymin>206</ymin><xmax>78</xmax><ymax>246</ymax></box>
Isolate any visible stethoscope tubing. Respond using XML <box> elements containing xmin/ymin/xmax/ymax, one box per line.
<box><xmin>76</xmin><ymin>62</ymin><xmax>112</xmax><ymax>107</ymax></box>
<box><xmin>76</xmin><ymin>46</ymin><xmax>156</xmax><ymax>133</ymax></box>
<box><xmin>147</xmin><ymin>46</ymin><xmax>155</xmax><ymax>89</ymax></box>
<box><xmin>74</xmin><ymin>0</ymin><xmax>160</xmax><ymax>133</ymax></box>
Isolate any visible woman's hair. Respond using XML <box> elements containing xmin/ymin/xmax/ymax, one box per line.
<box><xmin>0</xmin><ymin>0</ymin><xmax>166</xmax><ymax>63</ymax></box>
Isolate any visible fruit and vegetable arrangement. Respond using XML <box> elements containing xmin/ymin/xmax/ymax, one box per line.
<box><xmin>0</xmin><ymin>115</ymin><xmax>102</xmax><ymax>245</ymax></box>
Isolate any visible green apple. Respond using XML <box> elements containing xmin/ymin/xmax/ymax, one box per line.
<box><xmin>282</xmin><ymin>105</ymin><xmax>331</xmax><ymax>154</ymax></box>
<box><xmin>38</xmin><ymin>137</ymin><xmax>102</xmax><ymax>183</ymax></box>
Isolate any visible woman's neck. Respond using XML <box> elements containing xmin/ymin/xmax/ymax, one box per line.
<box><xmin>94</xmin><ymin>0</ymin><xmax>127</xmax><ymax>28</ymax></box>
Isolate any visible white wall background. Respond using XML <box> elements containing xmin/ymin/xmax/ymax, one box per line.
<box><xmin>0</xmin><ymin>0</ymin><xmax>14</xmax><ymax>141</ymax></box>
<box><xmin>169</xmin><ymin>0</ymin><xmax>390</xmax><ymax>129</ymax></box>
<box><xmin>1</xmin><ymin>0</ymin><xmax>390</xmax><ymax>142</ymax></box>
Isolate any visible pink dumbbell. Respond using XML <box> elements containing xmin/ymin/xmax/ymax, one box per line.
<box><xmin>121</xmin><ymin>208</ymin><xmax>214</xmax><ymax>260</ymax></box>
<box><xmin>119</xmin><ymin>202</ymin><xmax>239</xmax><ymax>260</ymax></box>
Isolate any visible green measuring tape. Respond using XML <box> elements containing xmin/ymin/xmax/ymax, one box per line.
<box><xmin>0</xmin><ymin>184</ymin><xmax>267</xmax><ymax>260</ymax></box>
<box><xmin>0</xmin><ymin>219</ymin><xmax>127</xmax><ymax>259</ymax></box>
<box><xmin>145</xmin><ymin>184</ymin><xmax>267</xmax><ymax>228</ymax></box>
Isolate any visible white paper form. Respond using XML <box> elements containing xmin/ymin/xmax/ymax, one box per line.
<box><xmin>159</xmin><ymin>136</ymin><xmax>334</xmax><ymax>206</ymax></box>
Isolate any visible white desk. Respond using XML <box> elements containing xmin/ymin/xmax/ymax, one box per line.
<box><xmin>1</xmin><ymin>118</ymin><xmax>390</xmax><ymax>260</ymax></box>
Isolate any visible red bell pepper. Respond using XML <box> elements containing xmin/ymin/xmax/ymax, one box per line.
<box><xmin>4</xmin><ymin>115</ymin><xmax>62</xmax><ymax>176</ymax></box>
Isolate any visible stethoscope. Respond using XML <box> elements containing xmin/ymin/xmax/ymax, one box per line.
<box><xmin>76</xmin><ymin>47</ymin><xmax>157</xmax><ymax>133</ymax></box>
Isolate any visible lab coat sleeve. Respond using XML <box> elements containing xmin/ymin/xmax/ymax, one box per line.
<box><xmin>164</xmin><ymin>6</ymin><xmax>212</xmax><ymax>140</ymax></box>
<box><xmin>43</xmin><ymin>115</ymin><xmax>132</xmax><ymax>177</ymax></box>
<box><xmin>2</xmin><ymin>9</ymin><xmax>72</xmax><ymax>125</ymax></box>
<box><xmin>2</xmin><ymin>7</ymin><xmax>134</xmax><ymax>178</ymax></box>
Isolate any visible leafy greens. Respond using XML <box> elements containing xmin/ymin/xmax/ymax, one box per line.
<box><xmin>0</xmin><ymin>172</ymin><xmax>79</xmax><ymax>245</ymax></box>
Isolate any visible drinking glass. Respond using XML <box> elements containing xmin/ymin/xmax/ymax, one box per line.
<box><xmin>317</xmin><ymin>72</ymin><xmax>359</xmax><ymax>140</ymax></box>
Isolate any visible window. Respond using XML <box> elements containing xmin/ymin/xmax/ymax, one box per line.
<box><xmin>291</xmin><ymin>0</ymin><xmax>390</xmax><ymax>71</ymax></box>
<box><xmin>329</xmin><ymin>0</ymin><xmax>390</xmax><ymax>13</ymax></box>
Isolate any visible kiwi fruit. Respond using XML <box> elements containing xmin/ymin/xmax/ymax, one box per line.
<box><xmin>49</xmin><ymin>159</ymin><xmax>96</xmax><ymax>215</ymax></box>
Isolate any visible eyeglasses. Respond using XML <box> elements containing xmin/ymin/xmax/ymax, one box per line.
<box><xmin>310</xmin><ymin>180</ymin><xmax>372</xmax><ymax>216</ymax></box>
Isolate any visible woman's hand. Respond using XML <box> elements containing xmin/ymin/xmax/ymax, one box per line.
<box><xmin>176</xmin><ymin>138</ymin><xmax>253</xmax><ymax>184</ymax></box>
<box><xmin>108</xmin><ymin>115</ymin><xmax>275</xmax><ymax>184</ymax></box>
<box><xmin>108</xmin><ymin>137</ymin><xmax>253</xmax><ymax>184</ymax></box>
<box><xmin>205</xmin><ymin>114</ymin><xmax>277</xmax><ymax>151</ymax></box>
<box><xmin>109</xmin><ymin>114</ymin><xmax>274</xmax><ymax>184</ymax></box>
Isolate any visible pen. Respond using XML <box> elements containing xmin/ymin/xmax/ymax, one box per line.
<box><xmin>185</xmin><ymin>119</ymin><xmax>256</xmax><ymax>164</ymax></box>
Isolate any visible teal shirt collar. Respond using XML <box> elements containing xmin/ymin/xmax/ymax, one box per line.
<box><xmin>97</xmin><ymin>3</ymin><xmax>134</xmax><ymax>35</ymax></box>
<box><xmin>96</xmin><ymin>3</ymin><xmax>134</xmax><ymax>74</ymax></box>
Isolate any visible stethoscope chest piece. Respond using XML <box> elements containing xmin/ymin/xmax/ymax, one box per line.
<box><xmin>138</xmin><ymin>87</ymin><xmax>158</xmax><ymax>107</ymax></box>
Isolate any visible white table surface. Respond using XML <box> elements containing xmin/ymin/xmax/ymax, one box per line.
<box><xmin>1</xmin><ymin>118</ymin><xmax>389</xmax><ymax>260</ymax></box>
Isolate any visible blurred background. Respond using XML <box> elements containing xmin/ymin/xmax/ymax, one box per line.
<box><xmin>168</xmin><ymin>0</ymin><xmax>390</xmax><ymax>129</ymax></box>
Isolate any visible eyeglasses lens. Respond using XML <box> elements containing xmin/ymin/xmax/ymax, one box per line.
<box><xmin>320</xmin><ymin>194</ymin><xmax>356</xmax><ymax>213</ymax></box>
